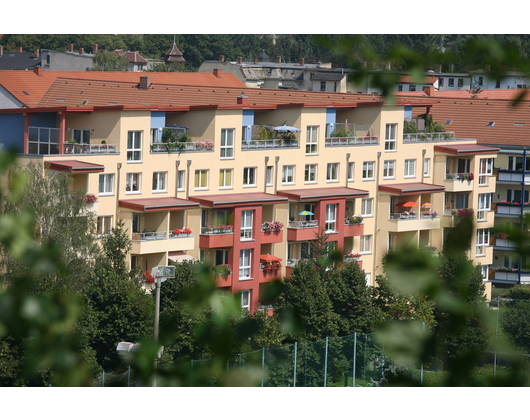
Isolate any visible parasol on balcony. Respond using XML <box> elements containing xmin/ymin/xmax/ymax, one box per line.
<box><xmin>396</xmin><ymin>201</ymin><xmax>418</xmax><ymax>207</ymax></box>
<box><xmin>273</xmin><ymin>125</ymin><xmax>301</xmax><ymax>133</ymax></box>
<box><xmin>421</xmin><ymin>203</ymin><xmax>434</xmax><ymax>207</ymax></box>
<box><xmin>298</xmin><ymin>210</ymin><xmax>314</xmax><ymax>215</ymax></box>
<box><xmin>260</xmin><ymin>254</ymin><xmax>282</xmax><ymax>262</ymax></box>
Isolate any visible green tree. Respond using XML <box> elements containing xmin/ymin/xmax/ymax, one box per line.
<box><xmin>90</xmin><ymin>51</ymin><xmax>129</xmax><ymax>71</ymax></box>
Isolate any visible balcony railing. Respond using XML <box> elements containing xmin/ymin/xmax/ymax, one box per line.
<box><xmin>403</xmin><ymin>132</ymin><xmax>456</xmax><ymax>143</ymax></box>
<box><xmin>445</xmin><ymin>172</ymin><xmax>474</xmax><ymax>181</ymax></box>
<box><xmin>132</xmin><ymin>231</ymin><xmax>167</xmax><ymax>241</ymax></box>
<box><xmin>288</xmin><ymin>220</ymin><xmax>319</xmax><ymax>229</ymax></box>
<box><xmin>325</xmin><ymin>136</ymin><xmax>378</xmax><ymax>146</ymax></box>
<box><xmin>241</xmin><ymin>139</ymin><xmax>299</xmax><ymax>150</ymax></box>
<box><xmin>201</xmin><ymin>226</ymin><xmax>234</xmax><ymax>235</ymax></box>
<box><xmin>150</xmin><ymin>141</ymin><xmax>213</xmax><ymax>153</ymax></box>
<box><xmin>389</xmin><ymin>212</ymin><xmax>418</xmax><ymax>220</ymax></box>
<box><xmin>63</xmin><ymin>143</ymin><xmax>118</xmax><ymax>154</ymax></box>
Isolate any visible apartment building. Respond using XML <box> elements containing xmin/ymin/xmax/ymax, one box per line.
<box><xmin>0</xmin><ymin>71</ymin><xmax>498</xmax><ymax>310</ymax></box>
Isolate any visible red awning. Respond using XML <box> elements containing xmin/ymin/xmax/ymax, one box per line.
<box><xmin>46</xmin><ymin>160</ymin><xmax>104</xmax><ymax>173</ymax></box>
<box><xmin>119</xmin><ymin>197</ymin><xmax>200</xmax><ymax>212</ymax></box>
<box><xmin>168</xmin><ymin>251</ymin><xmax>196</xmax><ymax>263</ymax></box>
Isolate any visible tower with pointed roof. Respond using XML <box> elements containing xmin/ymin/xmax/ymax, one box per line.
<box><xmin>165</xmin><ymin>36</ymin><xmax>185</xmax><ymax>64</ymax></box>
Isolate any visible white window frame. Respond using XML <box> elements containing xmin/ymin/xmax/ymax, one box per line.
<box><xmin>243</xmin><ymin>167</ymin><xmax>257</xmax><ymax>187</ymax></box>
<box><xmin>325</xmin><ymin>204</ymin><xmax>337</xmax><ymax>233</ymax></box>
<box><xmin>423</xmin><ymin>158</ymin><xmax>431</xmax><ymax>178</ymax></box>
<box><xmin>383</xmin><ymin>160</ymin><xmax>395</xmax><ymax>179</ymax></box>
<box><xmin>477</xmin><ymin>193</ymin><xmax>492</xmax><ymax>221</ymax></box>
<box><xmin>385</xmin><ymin>123</ymin><xmax>397</xmax><ymax>151</ymax></box>
<box><xmin>476</xmin><ymin>228</ymin><xmax>490</xmax><ymax>256</ymax></box>
<box><xmin>152</xmin><ymin>171</ymin><xmax>167</xmax><ymax>192</ymax></box>
<box><xmin>239</xmin><ymin>249</ymin><xmax>252</xmax><ymax>280</ymax></box>
<box><xmin>176</xmin><ymin>170</ymin><xmax>185</xmax><ymax>192</ymax></box>
<box><xmin>306</xmin><ymin>125</ymin><xmax>319</xmax><ymax>155</ymax></box>
<box><xmin>361</xmin><ymin>198</ymin><xmax>373</xmax><ymax>217</ymax></box>
<box><xmin>362</xmin><ymin>161</ymin><xmax>375</xmax><ymax>180</ymax></box>
<box><xmin>305</xmin><ymin>164</ymin><xmax>317</xmax><ymax>184</ymax></box>
<box><xmin>365</xmin><ymin>272</ymin><xmax>372</xmax><ymax>287</ymax></box>
<box><xmin>97</xmin><ymin>215</ymin><xmax>113</xmax><ymax>237</ymax></box>
<box><xmin>282</xmin><ymin>165</ymin><xmax>295</xmax><ymax>185</ymax></box>
<box><xmin>360</xmin><ymin>235</ymin><xmax>372</xmax><ymax>254</ymax></box>
<box><xmin>98</xmin><ymin>173</ymin><xmax>114</xmax><ymax>195</ymax></box>
<box><xmin>125</xmin><ymin>173</ymin><xmax>141</xmax><ymax>193</ymax></box>
<box><xmin>220</xmin><ymin>128</ymin><xmax>234</xmax><ymax>159</ymax></box>
<box><xmin>219</xmin><ymin>169</ymin><xmax>233</xmax><ymax>189</ymax></box>
<box><xmin>479</xmin><ymin>158</ymin><xmax>494</xmax><ymax>186</ymax></box>
<box><xmin>241</xmin><ymin>210</ymin><xmax>253</xmax><ymax>240</ymax></box>
<box><xmin>266</xmin><ymin>166</ymin><xmax>273</xmax><ymax>186</ymax></box>
<box><xmin>194</xmin><ymin>169</ymin><xmax>209</xmax><ymax>190</ymax></box>
<box><xmin>72</xmin><ymin>129</ymin><xmax>90</xmax><ymax>144</ymax></box>
<box><xmin>347</xmin><ymin>162</ymin><xmax>354</xmax><ymax>182</ymax></box>
<box><xmin>240</xmin><ymin>290</ymin><xmax>251</xmax><ymax>313</ymax></box>
<box><xmin>327</xmin><ymin>163</ymin><xmax>339</xmax><ymax>183</ymax></box>
<box><xmin>404</xmin><ymin>159</ymin><xmax>416</xmax><ymax>178</ymax></box>
<box><xmin>127</xmin><ymin>130</ymin><xmax>142</xmax><ymax>162</ymax></box>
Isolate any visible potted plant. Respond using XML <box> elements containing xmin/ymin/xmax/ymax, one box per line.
<box><xmin>345</xmin><ymin>253</ymin><xmax>361</xmax><ymax>260</ymax></box>
<box><xmin>262</xmin><ymin>220</ymin><xmax>284</xmax><ymax>232</ymax></box>
<box><xmin>83</xmin><ymin>193</ymin><xmax>98</xmax><ymax>204</ymax></box>
<box><xmin>141</xmin><ymin>270</ymin><xmax>154</xmax><ymax>284</ymax></box>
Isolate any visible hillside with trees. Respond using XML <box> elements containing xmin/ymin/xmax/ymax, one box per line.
<box><xmin>4</xmin><ymin>34</ymin><xmax>530</xmax><ymax>72</ymax></box>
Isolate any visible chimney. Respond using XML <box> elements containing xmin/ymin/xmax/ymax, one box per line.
<box><xmin>33</xmin><ymin>49</ymin><xmax>39</xmax><ymax>58</ymax></box>
<box><xmin>448</xmin><ymin>64</ymin><xmax>454</xmax><ymax>73</ymax></box>
<box><xmin>68</xmin><ymin>44</ymin><xmax>74</xmax><ymax>52</ymax></box>
<box><xmin>219</xmin><ymin>55</ymin><xmax>225</xmax><ymax>62</ymax></box>
<box><xmin>18</xmin><ymin>47</ymin><xmax>23</xmax><ymax>53</ymax></box>
<box><xmin>139</xmin><ymin>75</ymin><xmax>151</xmax><ymax>89</ymax></box>
<box><xmin>237</xmin><ymin>57</ymin><xmax>242</xmax><ymax>65</ymax></box>
<box><xmin>254</xmin><ymin>57</ymin><xmax>258</xmax><ymax>64</ymax></box>
<box><xmin>424</xmin><ymin>86</ymin><xmax>435</xmax><ymax>97</ymax></box>
<box><xmin>299</xmin><ymin>58</ymin><xmax>305</xmax><ymax>66</ymax></box>
<box><xmin>435</xmin><ymin>64</ymin><xmax>442</xmax><ymax>73</ymax></box>
<box><xmin>33</xmin><ymin>67</ymin><xmax>43</xmax><ymax>76</ymax></box>
<box><xmin>276</xmin><ymin>56</ymin><xmax>281</xmax><ymax>63</ymax></box>
<box><xmin>93</xmin><ymin>44</ymin><xmax>98</xmax><ymax>53</ymax></box>
<box><xmin>237</xmin><ymin>92</ymin><xmax>248</xmax><ymax>105</ymax></box>
<box><xmin>78</xmin><ymin>48</ymin><xmax>84</xmax><ymax>55</ymax></box>
<box><xmin>213</xmin><ymin>69</ymin><xmax>222</xmax><ymax>78</ymax></box>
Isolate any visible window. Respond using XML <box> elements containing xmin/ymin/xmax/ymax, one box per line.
<box><xmin>325</xmin><ymin>204</ymin><xmax>337</xmax><ymax>232</ymax></box>
<box><xmin>97</xmin><ymin>216</ymin><xmax>112</xmax><ymax>237</ymax></box>
<box><xmin>365</xmin><ymin>273</ymin><xmax>371</xmax><ymax>287</ymax></box>
<box><xmin>305</xmin><ymin>164</ymin><xmax>317</xmax><ymax>183</ymax></box>
<box><xmin>458</xmin><ymin>78</ymin><xmax>464</xmax><ymax>87</ymax></box>
<box><xmin>409</xmin><ymin>85</ymin><xmax>416</xmax><ymax>92</ymax></box>
<box><xmin>385</xmin><ymin>123</ymin><xmax>397</xmax><ymax>151</ymax></box>
<box><xmin>486</xmin><ymin>121</ymin><xmax>495</xmax><ymax>127</ymax></box>
<box><xmin>360</xmin><ymin>235</ymin><xmax>372</xmax><ymax>254</ymax></box>
<box><xmin>439</xmin><ymin>78</ymin><xmax>444</xmax><ymax>87</ymax></box>
<box><xmin>449</xmin><ymin>78</ymin><xmax>454</xmax><ymax>87</ymax></box>
<box><xmin>476</xmin><ymin>228</ymin><xmax>490</xmax><ymax>256</ymax></box>
<box><xmin>73</xmin><ymin>129</ymin><xmax>90</xmax><ymax>144</ymax></box>
<box><xmin>320</xmin><ymin>81</ymin><xmax>326</xmax><ymax>91</ymax></box>
<box><xmin>194</xmin><ymin>169</ymin><xmax>208</xmax><ymax>190</ymax></box>
<box><xmin>127</xmin><ymin>131</ymin><xmax>142</xmax><ymax>162</ymax></box>
<box><xmin>361</xmin><ymin>198</ymin><xmax>373</xmax><ymax>217</ymax></box>
<box><xmin>495</xmin><ymin>80</ymin><xmax>501</xmax><ymax>88</ymax></box>
<box><xmin>150</xmin><ymin>128</ymin><xmax>158</xmax><ymax>144</ymax></box>
<box><xmin>326</xmin><ymin>163</ymin><xmax>339</xmax><ymax>182</ymax></box>
<box><xmin>240</xmin><ymin>290</ymin><xmax>251</xmax><ymax>313</ymax></box>
<box><xmin>477</xmin><ymin>193</ymin><xmax>492</xmax><ymax>221</ymax></box>
<box><xmin>266</xmin><ymin>166</ymin><xmax>273</xmax><ymax>186</ymax></box>
<box><xmin>282</xmin><ymin>165</ymin><xmax>295</xmax><ymax>184</ymax></box>
<box><xmin>220</xmin><ymin>128</ymin><xmax>234</xmax><ymax>158</ymax></box>
<box><xmin>383</xmin><ymin>160</ymin><xmax>395</xmax><ymax>179</ymax></box>
<box><xmin>98</xmin><ymin>173</ymin><xmax>114</xmax><ymax>195</ymax></box>
<box><xmin>126</xmin><ymin>173</ymin><xmax>141</xmax><ymax>193</ymax></box>
<box><xmin>152</xmin><ymin>172</ymin><xmax>167</xmax><ymax>192</ymax></box>
<box><xmin>239</xmin><ymin>249</ymin><xmax>252</xmax><ymax>280</ymax></box>
<box><xmin>479</xmin><ymin>158</ymin><xmax>493</xmax><ymax>185</ymax></box>
<box><xmin>347</xmin><ymin>162</ymin><xmax>354</xmax><ymax>182</ymax></box>
<box><xmin>362</xmin><ymin>161</ymin><xmax>375</xmax><ymax>180</ymax></box>
<box><xmin>398</xmin><ymin>85</ymin><xmax>403</xmax><ymax>92</ymax></box>
<box><xmin>241</xmin><ymin>210</ymin><xmax>253</xmax><ymax>240</ymax></box>
<box><xmin>423</xmin><ymin>158</ymin><xmax>431</xmax><ymax>177</ymax></box>
<box><xmin>176</xmin><ymin>170</ymin><xmax>185</xmax><ymax>191</ymax></box>
<box><xmin>506</xmin><ymin>189</ymin><xmax>529</xmax><ymax>204</ymax></box>
<box><xmin>508</xmin><ymin>156</ymin><xmax>523</xmax><ymax>171</ymax></box>
<box><xmin>478</xmin><ymin>76</ymin><xmax>484</xmax><ymax>86</ymax></box>
<box><xmin>215</xmin><ymin>249</ymin><xmax>229</xmax><ymax>266</ymax></box>
<box><xmin>219</xmin><ymin>169</ymin><xmax>233</xmax><ymax>189</ymax></box>
<box><xmin>404</xmin><ymin>159</ymin><xmax>416</xmax><ymax>178</ymax></box>
<box><xmin>28</xmin><ymin>127</ymin><xmax>60</xmax><ymax>155</ymax></box>
<box><xmin>306</xmin><ymin>126</ymin><xmax>318</xmax><ymax>154</ymax></box>
<box><xmin>455</xmin><ymin>193</ymin><xmax>469</xmax><ymax>209</ymax></box>
<box><xmin>481</xmin><ymin>265</ymin><xmax>489</xmax><ymax>280</ymax></box>
<box><xmin>243</xmin><ymin>167</ymin><xmax>256</xmax><ymax>187</ymax></box>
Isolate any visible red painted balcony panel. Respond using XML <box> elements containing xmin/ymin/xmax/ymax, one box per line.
<box><xmin>258</xmin><ymin>269</ymin><xmax>282</xmax><ymax>283</ymax></box>
<box><xmin>287</xmin><ymin>227</ymin><xmax>319</xmax><ymax>242</ymax></box>
<box><xmin>199</xmin><ymin>233</ymin><xmax>234</xmax><ymax>248</ymax></box>
<box><xmin>260</xmin><ymin>229</ymin><xmax>284</xmax><ymax>244</ymax></box>
<box><xmin>215</xmin><ymin>273</ymin><xmax>233</xmax><ymax>287</ymax></box>
<box><xmin>343</xmin><ymin>223</ymin><xmax>364</xmax><ymax>237</ymax></box>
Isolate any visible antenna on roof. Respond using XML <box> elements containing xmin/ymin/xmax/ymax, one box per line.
<box><xmin>173</xmin><ymin>34</ymin><xmax>176</xmax><ymax>45</ymax></box>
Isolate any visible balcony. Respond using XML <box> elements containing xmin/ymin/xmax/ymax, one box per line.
<box><xmin>493</xmin><ymin>237</ymin><xmax>518</xmax><ymax>250</ymax></box>
<box><xmin>199</xmin><ymin>226</ymin><xmax>234</xmax><ymax>248</ymax></box>
<box><xmin>150</xmin><ymin>140</ymin><xmax>214</xmax><ymax>154</ymax></box>
<box><xmin>343</xmin><ymin>221</ymin><xmax>364</xmax><ymax>237</ymax></box>
<box><xmin>287</xmin><ymin>220</ymin><xmax>320</xmax><ymax>241</ymax></box>
<box><xmin>495</xmin><ymin>202</ymin><xmax>530</xmax><ymax>217</ymax></box>
<box><xmin>131</xmin><ymin>231</ymin><xmax>170</xmax><ymax>254</ymax></box>
<box><xmin>496</xmin><ymin>170</ymin><xmax>530</xmax><ymax>185</ymax></box>
<box><xmin>403</xmin><ymin>132</ymin><xmax>456</xmax><ymax>143</ymax></box>
<box><xmin>443</xmin><ymin>173</ymin><xmax>474</xmax><ymax>192</ymax></box>
<box><xmin>387</xmin><ymin>212</ymin><xmax>441</xmax><ymax>232</ymax></box>
<box><xmin>63</xmin><ymin>143</ymin><xmax>118</xmax><ymax>155</ymax></box>
<box><xmin>489</xmin><ymin>268</ymin><xmax>530</xmax><ymax>284</ymax></box>
<box><xmin>260</xmin><ymin>229</ymin><xmax>284</xmax><ymax>244</ymax></box>
<box><xmin>324</xmin><ymin>136</ymin><xmax>379</xmax><ymax>147</ymax></box>
<box><xmin>241</xmin><ymin>125</ymin><xmax>300</xmax><ymax>150</ymax></box>
<box><xmin>325</xmin><ymin>123</ymin><xmax>378</xmax><ymax>147</ymax></box>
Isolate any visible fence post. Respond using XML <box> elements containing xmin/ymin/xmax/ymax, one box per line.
<box><xmin>293</xmin><ymin>342</ymin><xmax>298</xmax><ymax>388</ymax></box>
<box><xmin>128</xmin><ymin>366</ymin><xmax>131</xmax><ymax>387</ymax></box>
<box><xmin>261</xmin><ymin>347</ymin><xmax>265</xmax><ymax>387</ymax></box>
<box><xmin>102</xmin><ymin>370</ymin><xmax>105</xmax><ymax>387</ymax></box>
<box><xmin>353</xmin><ymin>332</ymin><xmax>357</xmax><ymax>387</ymax></box>
<box><xmin>324</xmin><ymin>337</ymin><xmax>329</xmax><ymax>387</ymax></box>
<box><xmin>494</xmin><ymin>296</ymin><xmax>500</xmax><ymax>378</ymax></box>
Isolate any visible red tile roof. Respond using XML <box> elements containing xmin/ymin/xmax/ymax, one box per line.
<box><xmin>378</xmin><ymin>182</ymin><xmax>445</xmax><ymax>195</ymax></box>
<box><xmin>398</xmin><ymin>75</ymin><xmax>438</xmax><ymax>85</ymax></box>
<box><xmin>276</xmin><ymin>187</ymin><xmax>369</xmax><ymax>201</ymax></box>
<box><xmin>113</xmin><ymin>50</ymin><xmax>149</xmax><ymax>64</ymax></box>
<box><xmin>0</xmin><ymin>69</ymin><xmax>247</xmax><ymax>107</ymax></box>
<box><xmin>396</xmin><ymin>90</ymin><xmax>530</xmax><ymax>146</ymax></box>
